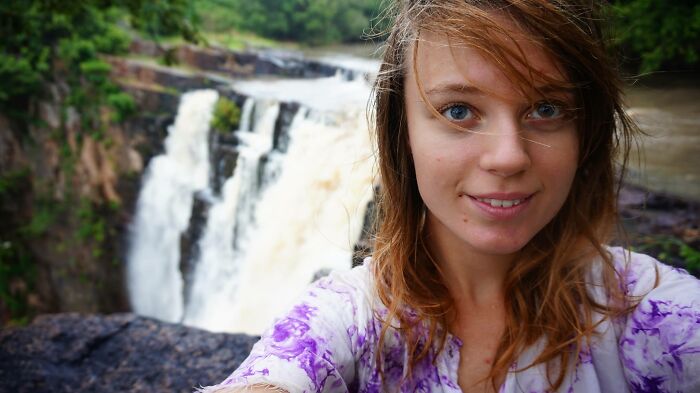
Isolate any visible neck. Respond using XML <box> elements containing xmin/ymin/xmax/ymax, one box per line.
<box><xmin>424</xmin><ymin>216</ymin><xmax>513</xmax><ymax>309</ymax></box>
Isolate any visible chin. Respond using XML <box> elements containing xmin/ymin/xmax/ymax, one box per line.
<box><xmin>468</xmin><ymin>233</ymin><xmax>532</xmax><ymax>256</ymax></box>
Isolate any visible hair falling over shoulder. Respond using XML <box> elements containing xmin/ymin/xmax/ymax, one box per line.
<box><xmin>368</xmin><ymin>0</ymin><xmax>643</xmax><ymax>390</ymax></box>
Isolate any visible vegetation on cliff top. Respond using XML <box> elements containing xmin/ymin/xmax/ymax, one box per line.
<box><xmin>204</xmin><ymin>0</ymin><xmax>384</xmax><ymax>46</ymax></box>
<box><xmin>0</xmin><ymin>0</ymin><xmax>199</xmax><ymax>117</ymax></box>
<box><xmin>0</xmin><ymin>0</ymin><xmax>198</xmax><ymax>326</ymax></box>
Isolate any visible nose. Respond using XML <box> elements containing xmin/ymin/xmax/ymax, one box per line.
<box><xmin>478</xmin><ymin>117</ymin><xmax>531</xmax><ymax>177</ymax></box>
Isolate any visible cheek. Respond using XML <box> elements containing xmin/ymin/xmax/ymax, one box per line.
<box><xmin>409</xmin><ymin>147</ymin><xmax>446</xmax><ymax>198</ymax></box>
<box><xmin>543</xmin><ymin>130</ymin><xmax>579</xmax><ymax>172</ymax></box>
<box><xmin>545</xmin><ymin>141</ymin><xmax>579</xmax><ymax>195</ymax></box>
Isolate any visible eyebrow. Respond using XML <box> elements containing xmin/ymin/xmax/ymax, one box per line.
<box><xmin>424</xmin><ymin>82</ymin><xmax>483</xmax><ymax>96</ymax></box>
<box><xmin>424</xmin><ymin>82</ymin><xmax>575</xmax><ymax>97</ymax></box>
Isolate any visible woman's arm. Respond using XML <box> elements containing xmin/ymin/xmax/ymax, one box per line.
<box><xmin>200</xmin><ymin>384</ymin><xmax>288</xmax><ymax>393</ymax></box>
<box><xmin>617</xmin><ymin>250</ymin><xmax>700</xmax><ymax>391</ymax></box>
<box><xmin>198</xmin><ymin>265</ymin><xmax>371</xmax><ymax>392</ymax></box>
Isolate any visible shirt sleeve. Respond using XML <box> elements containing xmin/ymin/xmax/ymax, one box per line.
<box><xmin>616</xmin><ymin>249</ymin><xmax>700</xmax><ymax>392</ymax></box>
<box><xmin>199</xmin><ymin>265</ymin><xmax>372</xmax><ymax>393</ymax></box>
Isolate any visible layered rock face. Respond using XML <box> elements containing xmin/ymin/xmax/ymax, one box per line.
<box><xmin>0</xmin><ymin>313</ymin><xmax>256</xmax><ymax>393</ymax></box>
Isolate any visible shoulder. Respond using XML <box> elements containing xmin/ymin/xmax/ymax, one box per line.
<box><xmin>304</xmin><ymin>257</ymin><xmax>378</xmax><ymax>322</ymax></box>
<box><xmin>609</xmin><ymin>246</ymin><xmax>700</xmax><ymax>297</ymax></box>
<box><xmin>608</xmin><ymin>247</ymin><xmax>700</xmax><ymax>391</ymax></box>
<box><xmin>201</xmin><ymin>260</ymin><xmax>380</xmax><ymax>392</ymax></box>
<box><xmin>267</xmin><ymin>258</ymin><xmax>378</xmax><ymax>350</ymax></box>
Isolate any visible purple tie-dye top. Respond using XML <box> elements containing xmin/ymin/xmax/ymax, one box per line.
<box><xmin>201</xmin><ymin>248</ymin><xmax>700</xmax><ymax>392</ymax></box>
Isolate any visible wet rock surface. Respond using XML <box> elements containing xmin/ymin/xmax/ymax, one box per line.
<box><xmin>128</xmin><ymin>38</ymin><xmax>353</xmax><ymax>80</ymax></box>
<box><xmin>0</xmin><ymin>313</ymin><xmax>256</xmax><ymax>393</ymax></box>
<box><xmin>618</xmin><ymin>183</ymin><xmax>699</xmax><ymax>239</ymax></box>
<box><xmin>616</xmin><ymin>183</ymin><xmax>700</xmax><ymax>275</ymax></box>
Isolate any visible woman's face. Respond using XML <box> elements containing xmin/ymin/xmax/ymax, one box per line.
<box><xmin>405</xmin><ymin>30</ymin><xmax>579</xmax><ymax>261</ymax></box>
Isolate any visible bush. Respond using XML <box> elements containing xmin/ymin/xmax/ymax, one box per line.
<box><xmin>609</xmin><ymin>0</ymin><xmax>700</xmax><ymax>72</ymax></box>
<box><xmin>211</xmin><ymin>97</ymin><xmax>241</xmax><ymax>132</ymax></box>
<box><xmin>0</xmin><ymin>0</ymin><xmax>200</xmax><ymax>113</ymax></box>
<box><xmin>79</xmin><ymin>60</ymin><xmax>112</xmax><ymax>85</ymax></box>
<box><xmin>107</xmin><ymin>92</ymin><xmax>136</xmax><ymax>122</ymax></box>
<box><xmin>218</xmin><ymin>0</ymin><xmax>384</xmax><ymax>45</ymax></box>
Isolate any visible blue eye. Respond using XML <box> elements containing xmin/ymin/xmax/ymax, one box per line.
<box><xmin>441</xmin><ymin>104</ymin><xmax>473</xmax><ymax>121</ymax></box>
<box><xmin>530</xmin><ymin>102</ymin><xmax>562</xmax><ymax>119</ymax></box>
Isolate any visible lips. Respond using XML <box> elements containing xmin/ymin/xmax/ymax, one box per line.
<box><xmin>474</xmin><ymin>197</ymin><xmax>524</xmax><ymax>208</ymax></box>
<box><xmin>470</xmin><ymin>192</ymin><xmax>533</xmax><ymax>203</ymax></box>
<box><xmin>463</xmin><ymin>192</ymin><xmax>535</xmax><ymax>219</ymax></box>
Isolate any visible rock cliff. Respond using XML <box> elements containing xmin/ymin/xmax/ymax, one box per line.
<box><xmin>0</xmin><ymin>313</ymin><xmax>256</xmax><ymax>393</ymax></box>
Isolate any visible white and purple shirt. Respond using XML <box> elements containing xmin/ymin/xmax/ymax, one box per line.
<box><xmin>202</xmin><ymin>248</ymin><xmax>700</xmax><ymax>392</ymax></box>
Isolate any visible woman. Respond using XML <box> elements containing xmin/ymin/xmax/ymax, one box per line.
<box><xmin>200</xmin><ymin>1</ymin><xmax>700</xmax><ymax>392</ymax></box>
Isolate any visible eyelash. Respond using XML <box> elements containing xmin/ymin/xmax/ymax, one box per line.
<box><xmin>527</xmin><ymin>100</ymin><xmax>571</xmax><ymax>120</ymax></box>
<box><xmin>436</xmin><ymin>100</ymin><xmax>573</xmax><ymax>123</ymax></box>
<box><xmin>436</xmin><ymin>102</ymin><xmax>478</xmax><ymax>121</ymax></box>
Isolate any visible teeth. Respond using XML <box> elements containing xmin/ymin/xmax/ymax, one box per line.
<box><xmin>476</xmin><ymin>198</ymin><xmax>523</xmax><ymax>207</ymax></box>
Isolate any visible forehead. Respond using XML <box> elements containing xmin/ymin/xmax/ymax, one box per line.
<box><xmin>407</xmin><ymin>26</ymin><xmax>567</xmax><ymax>99</ymax></box>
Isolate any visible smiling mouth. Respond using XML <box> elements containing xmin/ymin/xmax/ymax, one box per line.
<box><xmin>464</xmin><ymin>193</ymin><xmax>535</xmax><ymax>208</ymax></box>
<box><xmin>474</xmin><ymin>197</ymin><xmax>524</xmax><ymax>208</ymax></box>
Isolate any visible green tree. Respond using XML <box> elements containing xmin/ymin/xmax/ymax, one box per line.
<box><xmin>609</xmin><ymin>0</ymin><xmax>700</xmax><ymax>72</ymax></box>
<box><xmin>0</xmin><ymin>0</ymin><xmax>200</xmax><ymax>115</ymax></box>
<box><xmin>225</xmin><ymin>0</ymin><xmax>383</xmax><ymax>45</ymax></box>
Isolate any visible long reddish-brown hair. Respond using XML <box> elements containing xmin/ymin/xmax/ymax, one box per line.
<box><xmin>369</xmin><ymin>0</ymin><xmax>640</xmax><ymax>390</ymax></box>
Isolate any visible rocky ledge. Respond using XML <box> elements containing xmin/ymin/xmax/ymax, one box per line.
<box><xmin>0</xmin><ymin>313</ymin><xmax>257</xmax><ymax>393</ymax></box>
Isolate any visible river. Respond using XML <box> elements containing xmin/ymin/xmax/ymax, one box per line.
<box><xmin>625</xmin><ymin>73</ymin><xmax>700</xmax><ymax>201</ymax></box>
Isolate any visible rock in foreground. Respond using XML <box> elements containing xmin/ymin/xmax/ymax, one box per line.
<box><xmin>0</xmin><ymin>313</ymin><xmax>257</xmax><ymax>393</ymax></box>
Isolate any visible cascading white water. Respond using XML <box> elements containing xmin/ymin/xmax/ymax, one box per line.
<box><xmin>183</xmin><ymin>100</ymin><xmax>282</xmax><ymax>330</ymax></box>
<box><xmin>225</xmin><ymin>105</ymin><xmax>375</xmax><ymax>334</ymax></box>
<box><xmin>182</xmin><ymin>74</ymin><xmax>376</xmax><ymax>334</ymax></box>
<box><xmin>238</xmin><ymin>98</ymin><xmax>255</xmax><ymax>133</ymax></box>
<box><xmin>127</xmin><ymin>89</ymin><xmax>219</xmax><ymax>323</ymax></box>
<box><xmin>127</xmin><ymin>62</ymin><xmax>378</xmax><ymax>334</ymax></box>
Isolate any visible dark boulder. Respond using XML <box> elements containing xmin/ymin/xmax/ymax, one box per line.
<box><xmin>0</xmin><ymin>313</ymin><xmax>257</xmax><ymax>393</ymax></box>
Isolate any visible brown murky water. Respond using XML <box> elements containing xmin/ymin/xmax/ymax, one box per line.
<box><xmin>625</xmin><ymin>73</ymin><xmax>700</xmax><ymax>201</ymax></box>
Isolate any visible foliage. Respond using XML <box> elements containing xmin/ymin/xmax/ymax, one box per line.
<box><xmin>198</xmin><ymin>0</ymin><xmax>385</xmax><ymax>46</ymax></box>
<box><xmin>20</xmin><ymin>202</ymin><xmax>58</xmax><ymax>238</ymax></box>
<box><xmin>608</xmin><ymin>0</ymin><xmax>700</xmax><ymax>72</ymax></box>
<box><xmin>211</xmin><ymin>97</ymin><xmax>241</xmax><ymax>132</ymax></box>
<box><xmin>679</xmin><ymin>242</ymin><xmax>700</xmax><ymax>273</ymax></box>
<box><xmin>1</xmin><ymin>0</ymin><xmax>200</xmax><ymax>325</ymax></box>
<box><xmin>0</xmin><ymin>239</ymin><xmax>35</xmax><ymax>326</ymax></box>
<box><xmin>0</xmin><ymin>0</ymin><xmax>199</xmax><ymax>115</ymax></box>
<box><xmin>125</xmin><ymin>0</ymin><xmax>201</xmax><ymax>43</ymax></box>
<box><xmin>107</xmin><ymin>91</ymin><xmax>137</xmax><ymax>122</ymax></box>
<box><xmin>0</xmin><ymin>168</ymin><xmax>30</xmax><ymax>196</ymax></box>
<box><xmin>194</xmin><ymin>0</ymin><xmax>243</xmax><ymax>34</ymax></box>
<box><xmin>0</xmin><ymin>169</ymin><xmax>35</xmax><ymax>325</ymax></box>
<box><xmin>633</xmin><ymin>235</ymin><xmax>700</xmax><ymax>275</ymax></box>
<box><xmin>77</xmin><ymin>199</ymin><xmax>108</xmax><ymax>258</ymax></box>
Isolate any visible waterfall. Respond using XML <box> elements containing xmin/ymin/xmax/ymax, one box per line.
<box><xmin>223</xmin><ymin>106</ymin><xmax>374</xmax><ymax>334</ymax></box>
<box><xmin>183</xmin><ymin>100</ymin><xmax>283</xmax><ymax>330</ymax></box>
<box><xmin>127</xmin><ymin>89</ymin><xmax>219</xmax><ymax>323</ymax></box>
<box><xmin>127</xmin><ymin>65</ymin><xmax>377</xmax><ymax>334</ymax></box>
